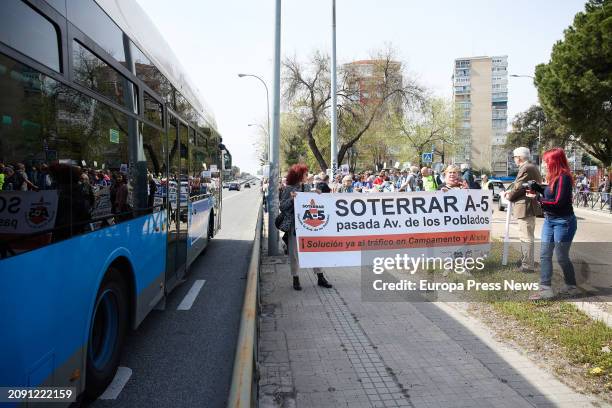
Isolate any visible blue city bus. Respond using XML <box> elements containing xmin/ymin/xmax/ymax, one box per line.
<box><xmin>0</xmin><ymin>0</ymin><xmax>231</xmax><ymax>403</ymax></box>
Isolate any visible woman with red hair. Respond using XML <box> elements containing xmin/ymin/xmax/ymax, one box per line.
<box><xmin>527</xmin><ymin>148</ymin><xmax>578</xmax><ymax>300</ymax></box>
<box><xmin>279</xmin><ymin>164</ymin><xmax>332</xmax><ymax>290</ymax></box>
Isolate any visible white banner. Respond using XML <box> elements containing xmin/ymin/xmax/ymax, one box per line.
<box><xmin>92</xmin><ymin>186</ymin><xmax>112</xmax><ymax>219</ymax></box>
<box><xmin>0</xmin><ymin>190</ymin><xmax>58</xmax><ymax>234</ymax></box>
<box><xmin>293</xmin><ymin>190</ymin><xmax>492</xmax><ymax>267</ymax></box>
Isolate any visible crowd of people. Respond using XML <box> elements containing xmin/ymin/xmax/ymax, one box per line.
<box><xmin>273</xmin><ymin>147</ymin><xmax>601</xmax><ymax>300</ymax></box>
<box><xmin>276</xmin><ymin>162</ymin><xmax>482</xmax><ymax>196</ymax></box>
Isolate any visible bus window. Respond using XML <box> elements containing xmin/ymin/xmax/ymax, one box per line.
<box><xmin>0</xmin><ymin>53</ymin><xmax>137</xmax><ymax>259</ymax></box>
<box><xmin>137</xmin><ymin>122</ymin><xmax>165</xmax><ymax>213</ymax></box>
<box><xmin>130</xmin><ymin>41</ymin><xmax>173</xmax><ymax>106</ymax></box>
<box><xmin>0</xmin><ymin>0</ymin><xmax>61</xmax><ymax>72</ymax></box>
<box><xmin>67</xmin><ymin>0</ymin><xmax>127</xmax><ymax>66</ymax></box>
<box><xmin>72</xmin><ymin>40</ymin><xmax>138</xmax><ymax>113</ymax></box>
<box><xmin>144</xmin><ymin>92</ymin><xmax>163</xmax><ymax>127</ymax></box>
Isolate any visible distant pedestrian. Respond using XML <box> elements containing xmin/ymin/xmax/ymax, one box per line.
<box><xmin>460</xmin><ymin>163</ymin><xmax>479</xmax><ymax>189</ymax></box>
<box><xmin>315</xmin><ymin>172</ymin><xmax>331</xmax><ymax>193</ymax></box>
<box><xmin>421</xmin><ymin>167</ymin><xmax>438</xmax><ymax>191</ymax></box>
<box><xmin>481</xmin><ymin>174</ymin><xmax>490</xmax><ymax>190</ymax></box>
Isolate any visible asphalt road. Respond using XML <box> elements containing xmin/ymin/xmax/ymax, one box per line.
<box><xmin>91</xmin><ymin>186</ymin><xmax>262</xmax><ymax>408</ymax></box>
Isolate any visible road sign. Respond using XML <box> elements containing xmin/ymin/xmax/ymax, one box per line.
<box><xmin>109</xmin><ymin>128</ymin><xmax>120</xmax><ymax>144</ymax></box>
<box><xmin>422</xmin><ymin>152</ymin><xmax>433</xmax><ymax>163</ymax></box>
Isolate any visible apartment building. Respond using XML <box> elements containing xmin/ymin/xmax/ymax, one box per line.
<box><xmin>453</xmin><ymin>56</ymin><xmax>508</xmax><ymax>174</ymax></box>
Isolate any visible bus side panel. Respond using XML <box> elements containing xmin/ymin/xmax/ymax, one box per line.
<box><xmin>187</xmin><ymin>196</ymin><xmax>213</xmax><ymax>266</ymax></box>
<box><xmin>0</xmin><ymin>212</ymin><xmax>166</xmax><ymax>392</ymax></box>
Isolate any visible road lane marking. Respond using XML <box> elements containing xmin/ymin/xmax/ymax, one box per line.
<box><xmin>98</xmin><ymin>366</ymin><xmax>132</xmax><ymax>400</ymax></box>
<box><xmin>177</xmin><ymin>279</ymin><xmax>206</xmax><ymax>310</ymax></box>
<box><xmin>223</xmin><ymin>190</ymin><xmax>255</xmax><ymax>201</ymax></box>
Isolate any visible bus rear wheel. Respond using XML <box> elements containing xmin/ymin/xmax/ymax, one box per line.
<box><xmin>84</xmin><ymin>267</ymin><xmax>128</xmax><ymax>400</ymax></box>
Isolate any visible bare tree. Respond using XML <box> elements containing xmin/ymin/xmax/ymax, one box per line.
<box><xmin>283</xmin><ymin>51</ymin><xmax>331</xmax><ymax>171</ymax></box>
<box><xmin>282</xmin><ymin>47</ymin><xmax>423</xmax><ymax>172</ymax></box>
<box><xmin>336</xmin><ymin>48</ymin><xmax>422</xmax><ymax>167</ymax></box>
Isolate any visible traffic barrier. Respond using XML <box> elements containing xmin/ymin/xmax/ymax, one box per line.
<box><xmin>227</xmin><ymin>201</ymin><xmax>263</xmax><ymax>408</ymax></box>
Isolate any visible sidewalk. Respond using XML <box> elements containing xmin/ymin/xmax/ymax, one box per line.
<box><xmin>258</xmin><ymin>257</ymin><xmax>608</xmax><ymax>407</ymax></box>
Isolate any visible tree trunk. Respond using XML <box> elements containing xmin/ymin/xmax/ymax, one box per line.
<box><xmin>307</xmin><ymin>131</ymin><xmax>328</xmax><ymax>172</ymax></box>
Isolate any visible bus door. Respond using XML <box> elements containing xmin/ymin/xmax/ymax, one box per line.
<box><xmin>166</xmin><ymin>113</ymin><xmax>189</xmax><ymax>286</ymax></box>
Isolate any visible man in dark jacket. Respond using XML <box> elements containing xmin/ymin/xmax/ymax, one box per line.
<box><xmin>504</xmin><ymin>147</ymin><xmax>542</xmax><ymax>272</ymax></box>
<box><xmin>460</xmin><ymin>163</ymin><xmax>480</xmax><ymax>189</ymax></box>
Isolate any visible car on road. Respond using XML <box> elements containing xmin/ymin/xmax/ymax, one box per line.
<box><xmin>229</xmin><ymin>182</ymin><xmax>241</xmax><ymax>191</ymax></box>
<box><xmin>244</xmin><ymin>182</ymin><xmax>251</xmax><ymax>188</ymax></box>
<box><xmin>222</xmin><ymin>182</ymin><xmax>229</xmax><ymax>189</ymax></box>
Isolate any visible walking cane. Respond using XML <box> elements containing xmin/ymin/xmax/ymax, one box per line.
<box><xmin>502</xmin><ymin>200</ymin><xmax>512</xmax><ymax>266</ymax></box>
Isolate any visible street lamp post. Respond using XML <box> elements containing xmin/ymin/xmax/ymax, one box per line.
<box><xmin>509</xmin><ymin>74</ymin><xmax>542</xmax><ymax>168</ymax></box>
<box><xmin>238</xmin><ymin>73</ymin><xmax>270</xmax><ymax>160</ymax></box>
<box><xmin>248</xmin><ymin>123</ymin><xmax>269</xmax><ymax>163</ymax></box>
<box><xmin>239</xmin><ymin>72</ymin><xmax>278</xmax><ymax>254</ymax></box>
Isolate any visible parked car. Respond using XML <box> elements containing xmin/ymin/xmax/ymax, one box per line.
<box><xmin>229</xmin><ymin>182</ymin><xmax>241</xmax><ymax>191</ymax></box>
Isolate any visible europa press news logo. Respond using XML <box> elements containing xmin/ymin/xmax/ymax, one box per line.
<box><xmin>298</xmin><ymin>198</ymin><xmax>330</xmax><ymax>231</ymax></box>
<box><xmin>25</xmin><ymin>195</ymin><xmax>55</xmax><ymax>230</ymax></box>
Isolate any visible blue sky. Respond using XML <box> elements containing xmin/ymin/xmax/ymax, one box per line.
<box><xmin>135</xmin><ymin>0</ymin><xmax>586</xmax><ymax>174</ymax></box>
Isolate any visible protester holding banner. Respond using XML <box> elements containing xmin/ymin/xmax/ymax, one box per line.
<box><xmin>504</xmin><ymin>147</ymin><xmax>542</xmax><ymax>273</ymax></box>
<box><xmin>279</xmin><ymin>164</ymin><xmax>332</xmax><ymax>291</ymax></box>
<box><xmin>528</xmin><ymin>148</ymin><xmax>578</xmax><ymax>300</ymax></box>
<box><xmin>439</xmin><ymin>165</ymin><xmax>466</xmax><ymax>191</ymax></box>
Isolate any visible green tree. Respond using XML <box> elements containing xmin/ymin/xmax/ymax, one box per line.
<box><xmin>505</xmin><ymin>105</ymin><xmax>573</xmax><ymax>153</ymax></box>
<box><xmin>395</xmin><ymin>97</ymin><xmax>455</xmax><ymax>168</ymax></box>
<box><xmin>278</xmin><ymin>113</ymin><xmax>308</xmax><ymax>173</ymax></box>
<box><xmin>534</xmin><ymin>0</ymin><xmax>612</xmax><ymax>166</ymax></box>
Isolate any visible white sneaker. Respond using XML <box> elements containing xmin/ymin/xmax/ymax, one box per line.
<box><xmin>558</xmin><ymin>285</ymin><xmax>580</xmax><ymax>297</ymax></box>
<box><xmin>529</xmin><ymin>286</ymin><xmax>554</xmax><ymax>300</ymax></box>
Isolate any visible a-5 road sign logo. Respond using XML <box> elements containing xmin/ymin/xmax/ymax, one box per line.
<box><xmin>298</xmin><ymin>199</ymin><xmax>330</xmax><ymax>231</ymax></box>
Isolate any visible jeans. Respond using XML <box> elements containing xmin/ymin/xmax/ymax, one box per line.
<box><xmin>540</xmin><ymin>215</ymin><xmax>577</xmax><ymax>287</ymax></box>
<box><xmin>603</xmin><ymin>192</ymin><xmax>611</xmax><ymax>209</ymax></box>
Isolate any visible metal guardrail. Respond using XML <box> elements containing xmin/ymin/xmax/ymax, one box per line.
<box><xmin>572</xmin><ymin>191</ymin><xmax>612</xmax><ymax>212</ymax></box>
<box><xmin>228</xmin><ymin>201</ymin><xmax>263</xmax><ymax>408</ymax></box>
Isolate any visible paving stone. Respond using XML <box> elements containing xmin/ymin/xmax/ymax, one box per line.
<box><xmin>257</xmin><ymin>255</ymin><xmax>606</xmax><ymax>408</ymax></box>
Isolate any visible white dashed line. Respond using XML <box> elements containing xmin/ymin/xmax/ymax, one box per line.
<box><xmin>98</xmin><ymin>366</ymin><xmax>132</xmax><ymax>400</ymax></box>
<box><xmin>177</xmin><ymin>279</ymin><xmax>206</xmax><ymax>310</ymax></box>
